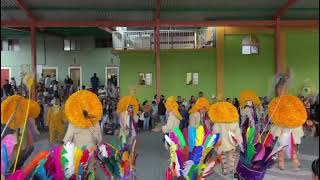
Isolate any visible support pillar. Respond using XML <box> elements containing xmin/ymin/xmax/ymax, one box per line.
<box><xmin>31</xmin><ymin>25</ymin><xmax>37</xmax><ymax>99</ymax></box>
<box><xmin>216</xmin><ymin>27</ymin><xmax>224</xmax><ymax>100</ymax></box>
<box><xmin>155</xmin><ymin>0</ymin><xmax>161</xmax><ymax>102</ymax></box>
<box><xmin>275</xmin><ymin>18</ymin><xmax>282</xmax><ymax>74</ymax></box>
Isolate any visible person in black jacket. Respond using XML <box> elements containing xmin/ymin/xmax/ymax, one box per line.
<box><xmin>314</xmin><ymin>96</ymin><xmax>319</xmax><ymax>137</ymax></box>
<box><xmin>158</xmin><ymin>95</ymin><xmax>166</xmax><ymax>125</ymax></box>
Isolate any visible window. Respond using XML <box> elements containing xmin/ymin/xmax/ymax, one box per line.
<box><xmin>186</xmin><ymin>72</ymin><xmax>199</xmax><ymax>85</ymax></box>
<box><xmin>64</xmin><ymin>39</ymin><xmax>78</xmax><ymax>51</ymax></box>
<box><xmin>138</xmin><ymin>72</ymin><xmax>152</xmax><ymax>86</ymax></box>
<box><xmin>1</xmin><ymin>38</ymin><xmax>20</xmax><ymax>51</ymax></box>
<box><xmin>242</xmin><ymin>35</ymin><xmax>259</xmax><ymax>55</ymax></box>
<box><xmin>95</xmin><ymin>37</ymin><xmax>112</xmax><ymax>48</ymax></box>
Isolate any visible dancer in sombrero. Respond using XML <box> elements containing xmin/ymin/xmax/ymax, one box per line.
<box><xmin>162</xmin><ymin>96</ymin><xmax>182</xmax><ymax>134</ymax></box>
<box><xmin>188</xmin><ymin>97</ymin><xmax>210</xmax><ymax>133</ymax></box>
<box><xmin>63</xmin><ymin>90</ymin><xmax>103</xmax><ymax>172</ymax></box>
<box><xmin>239</xmin><ymin>90</ymin><xmax>262</xmax><ymax>130</ymax></box>
<box><xmin>117</xmin><ymin>95</ymin><xmax>139</xmax><ymax>148</ymax></box>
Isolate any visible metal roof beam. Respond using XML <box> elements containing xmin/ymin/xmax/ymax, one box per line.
<box><xmin>98</xmin><ymin>27</ymin><xmax>114</xmax><ymax>33</ymax></box>
<box><xmin>1</xmin><ymin>20</ymin><xmax>319</xmax><ymax>28</ymax></box>
<box><xmin>15</xmin><ymin>0</ymin><xmax>36</xmax><ymax>21</ymax></box>
<box><xmin>274</xmin><ymin>0</ymin><xmax>297</xmax><ymax>19</ymax></box>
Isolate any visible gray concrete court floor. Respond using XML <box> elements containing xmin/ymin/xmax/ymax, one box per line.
<box><xmin>25</xmin><ymin>131</ymin><xmax>318</xmax><ymax>180</ymax></box>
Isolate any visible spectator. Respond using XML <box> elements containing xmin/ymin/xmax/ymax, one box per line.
<box><xmin>158</xmin><ymin>95</ymin><xmax>166</xmax><ymax>125</ymax></box>
<box><xmin>45</xmin><ymin>75</ymin><xmax>51</xmax><ymax>88</ymax></box>
<box><xmin>182</xmin><ymin>98</ymin><xmax>189</xmax><ymax>110</ymax></box>
<box><xmin>211</xmin><ymin>95</ymin><xmax>217</xmax><ymax>104</ymax></box>
<box><xmin>90</xmin><ymin>73</ymin><xmax>100</xmax><ymax>93</ymax></box>
<box><xmin>10</xmin><ymin>77</ymin><xmax>16</xmax><ymax>89</ymax></box>
<box><xmin>179</xmin><ymin>105</ymin><xmax>189</xmax><ymax>130</ymax></box>
<box><xmin>69</xmin><ymin>81</ymin><xmax>77</xmax><ymax>95</ymax></box>
<box><xmin>3</xmin><ymin>79</ymin><xmax>13</xmax><ymax>96</ymax></box>
<box><xmin>51</xmin><ymin>73</ymin><xmax>56</xmax><ymax>82</ymax></box>
<box><xmin>35</xmin><ymin>99</ymin><xmax>45</xmax><ymax>132</ymax></box>
<box><xmin>312</xmin><ymin>158</ymin><xmax>319</xmax><ymax>180</ymax></box>
<box><xmin>98</xmin><ymin>86</ymin><xmax>107</xmax><ymax>100</ymax></box>
<box><xmin>189</xmin><ymin>95</ymin><xmax>196</xmax><ymax>105</ymax></box>
<box><xmin>198</xmin><ymin>92</ymin><xmax>204</xmax><ymax>98</ymax></box>
<box><xmin>304</xmin><ymin>99</ymin><xmax>311</xmax><ymax>119</ymax></box>
<box><xmin>81</xmin><ymin>85</ymin><xmax>86</xmax><ymax>90</ymax></box>
<box><xmin>177</xmin><ymin>96</ymin><xmax>183</xmax><ymax>105</ymax></box>
<box><xmin>232</xmin><ymin>98</ymin><xmax>240</xmax><ymax>114</ymax></box>
<box><xmin>38</xmin><ymin>73</ymin><xmax>45</xmax><ymax>85</ymax></box>
<box><xmin>226</xmin><ymin>98</ymin><xmax>231</xmax><ymax>103</ymax></box>
<box><xmin>142</xmin><ymin>101</ymin><xmax>152</xmax><ymax>130</ymax></box>
<box><xmin>151</xmin><ymin>100</ymin><xmax>158</xmax><ymax>128</ymax></box>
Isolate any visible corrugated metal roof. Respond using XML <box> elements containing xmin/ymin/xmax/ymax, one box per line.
<box><xmin>1</xmin><ymin>0</ymin><xmax>319</xmax><ymax>22</ymax></box>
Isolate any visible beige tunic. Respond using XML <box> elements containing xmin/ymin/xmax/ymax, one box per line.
<box><xmin>63</xmin><ymin>123</ymin><xmax>102</xmax><ymax>151</ymax></box>
<box><xmin>212</xmin><ymin>122</ymin><xmax>243</xmax><ymax>152</ymax></box>
<box><xmin>189</xmin><ymin>112</ymin><xmax>201</xmax><ymax>128</ymax></box>
<box><xmin>162</xmin><ymin>111</ymin><xmax>180</xmax><ymax>134</ymax></box>
<box><xmin>271</xmin><ymin>125</ymin><xmax>304</xmax><ymax>145</ymax></box>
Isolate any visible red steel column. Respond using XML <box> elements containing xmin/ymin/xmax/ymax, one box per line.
<box><xmin>155</xmin><ymin>0</ymin><xmax>161</xmax><ymax>102</ymax></box>
<box><xmin>31</xmin><ymin>25</ymin><xmax>37</xmax><ymax>99</ymax></box>
<box><xmin>275</xmin><ymin>18</ymin><xmax>281</xmax><ymax>74</ymax></box>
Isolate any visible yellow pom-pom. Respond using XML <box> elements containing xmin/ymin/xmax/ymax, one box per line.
<box><xmin>268</xmin><ymin>95</ymin><xmax>307</xmax><ymax>128</ymax></box>
<box><xmin>239</xmin><ymin>90</ymin><xmax>261</xmax><ymax>108</ymax></box>
<box><xmin>122</xmin><ymin>151</ymin><xmax>130</xmax><ymax>161</ymax></box>
<box><xmin>1</xmin><ymin>95</ymin><xmax>29</xmax><ymax>129</ymax></box>
<box><xmin>208</xmin><ymin>102</ymin><xmax>239</xmax><ymax>123</ymax></box>
<box><xmin>165</xmin><ymin>96</ymin><xmax>182</xmax><ymax>120</ymax></box>
<box><xmin>117</xmin><ymin>96</ymin><xmax>139</xmax><ymax>114</ymax></box>
<box><xmin>65</xmin><ymin>90</ymin><xmax>102</xmax><ymax>128</ymax></box>
<box><xmin>23</xmin><ymin>73</ymin><xmax>34</xmax><ymax>90</ymax></box>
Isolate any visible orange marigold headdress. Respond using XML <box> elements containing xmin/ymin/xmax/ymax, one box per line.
<box><xmin>65</xmin><ymin>90</ymin><xmax>103</xmax><ymax>128</ymax></box>
<box><xmin>268</xmin><ymin>95</ymin><xmax>307</xmax><ymax>128</ymax></box>
<box><xmin>117</xmin><ymin>96</ymin><xmax>139</xmax><ymax>114</ymax></box>
<box><xmin>188</xmin><ymin>97</ymin><xmax>210</xmax><ymax>114</ymax></box>
<box><xmin>165</xmin><ymin>96</ymin><xmax>182</xmax><ymax>120</ymax></box>
<box><xmin>239</xmin><ymin>90</ymin><xmax>261</xmax><ymax>108</ymax></box>
<box><xmin>1</xmin><ymin>95</ymin><xmax>40</xmax><ymax>129</ymax></box>
<box><xmin>208</xmin><ymin>102</ymin><xmax>239</xmax><ymax>123</ymax></box>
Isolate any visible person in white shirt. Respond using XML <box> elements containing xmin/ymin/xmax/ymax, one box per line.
<box><xmin>45</xmin><ymin>75</ymin><xmax>51</xmax><ymax>88</ymax></box>
<box><xmin>38</xmin><ymin>73</ymin><xmax>45</xmax><ymax>85</ymax></box>
<box><xmin>10</xmin><ymin>77</ymin><xmax>16</xmax><ymax>89</ymax></box>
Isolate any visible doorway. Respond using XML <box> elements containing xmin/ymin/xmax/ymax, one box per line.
<box><xmin>41</xmin><ymin>67</ymin><xmax>58</xmax><ymax>80</ymax></box>
<box><xmin>105</xmin><ymin>66</ymin><xmax>119</xmax><ymax>87</ymax></box>
<box><xmin>1</xmin><ymin>67</ymin><xmax>11</xmax><ymax>87</ymax></box>
<box><xmin>68</xmin><ymin>66</ymin><xmax>82</xmax><ymax>87</ymax></box>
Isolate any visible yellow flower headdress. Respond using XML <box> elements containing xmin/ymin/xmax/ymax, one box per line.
<box><xmin>1</xmin><ymin>95</ymin><xmax>40</xmax><ymax>129</ymax></box>
<box><xmin>165</xmin><ymin>96</ymin><xmax>182</xmax><ymax>120</ymax></box>
<box><xmin>117</xmin><ymin>96</ymin><xmax>139</xmax><ymax>114</ymax></box>
<box><xmin>65</xmin><ymin>90</ymin><xmax>103</xmax><ymax>128</ymax></box>
<box><xmin>239</xmin><ymin>90</ymin><xmax>261</xmax><ymax>108</ymax></box>
<box><xmin>188</xmin><ymin>97</ymin><xmax>210</xmax><ymax>114</ymax></box>
<box><xmin>268</xmin><ymin>95</ymin><xmax>307</xmax><ymax>128</ymax></box>
<box><xmin>208</xmin><ymin>102</ymin><xmax>239</xmax><ymax>123</ymax></box>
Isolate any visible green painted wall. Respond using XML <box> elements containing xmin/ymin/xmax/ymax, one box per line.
<box><xmin>1</xmin><ymin>35</ymin><xmax>119</xmax><ymax>87</ymax></box>
<box><xmin>224</xmin><ymin>35</ymin><xmax>275</xmax><ymax>98</ymax></box>
<box><xmin>160</xmin><ymin>49</ymin><xmax>216</xmax><ymax>100</ymax></box>
<box><xmin>287</xmin><ymin>32</ymin><xmax>319</xmax><ymax>95</ymax></box>
<box><xmin>119</xmin><ymin>51</ymin><xmax>156</xmax><ymax>102</ymax></box>
<box><xmin>119</xmin><ymin>50</ymin><xmax>216</xmax><ymax>102</ymax></box>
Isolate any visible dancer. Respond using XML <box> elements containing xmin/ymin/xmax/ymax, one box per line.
<box><xmin>188</xmin><ymin>97</ymin><xmax>210</xmax><ymax>133</ymax></box>
<box><xmin>239</xmin><ymin>90</ymin><xmax>262</xmax><ymax>130</ymax></box>
<box><xmin>117</xmin><ymin>95</ymin><xmax>139</xmax><ymax>147</ymax></box>
<box><xmin>208</xmin><ymin>102</ymin><xmax>243</xmax><ymax>175</ymax></box>
<box><xmin>63</xmin><ymin>90</ymin><xmax>103</xmax><ymax>172</ymax></box>
<box><xmin>162</xmin><ymin>96</ymin><xmax>182</xmax><ymax>134</ymax></box>
<box><xmin>46</xmin><ymin>96</ymin><xmax>66</xmax><ymax>145</ymax></box>
<box><xmin>269</xmin><ymin>95</ymin><xmax>307</xmax><ymax>171</ymax></box>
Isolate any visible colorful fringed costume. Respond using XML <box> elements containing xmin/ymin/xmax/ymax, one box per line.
<box><xmin>162</xmin><ymin>96</ymin><xmax>182</xmax><ymax>134</ymax></box>
<box><xmin>188</xmin><ymin>97</ymin><xmax>211</xmax><ymax>133</ymax></box>
<box><xmin>63</xmin><ymin>90</ymin><xmax>103</xmax><ymax>172</ymax></box>
<box><xmin>239</xmin><ymin>90</ymin><xmax>262</xmax><ymax>129</ymax></box>
<box><xmin>117</xmin><ymin>96</ymin><xmax>139</xmax><ymax>147</ymax></box>
<box><xmin>3</xmin><ymin>142</ymin><xmax>94</xmax><ymax>180</ymax></box>
<box><xmin>208</xmin><ymin>102</ymin><xmax>243</xmax><ymax>175</ymax></box>
<box><xmin>164</xmin><ymin>125</ymin><xmax>220</xmax><ymax>179</ymax></box>
<box><xmin>95</xmin><ymin>139</ymin><xmax>138</xmax><ymax>179</ymax></box>
<box><xmin>46</xmin><ymin>104</ymin><xmax>67</xmax><ymax>145</ymax></box>
<box><xmin>269</xmin><ymin>95</ymin><xmax>307</xmax><ymax>170</ymax></box>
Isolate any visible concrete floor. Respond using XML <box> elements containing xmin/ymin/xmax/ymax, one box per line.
<box><xmin>26</xmin><ymin>131</ymin><xmax>318</xmax><ymax>180</ymax></box>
